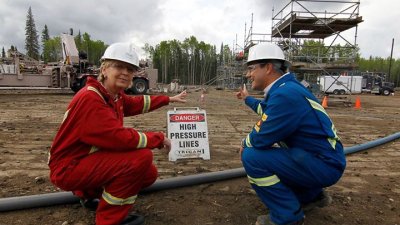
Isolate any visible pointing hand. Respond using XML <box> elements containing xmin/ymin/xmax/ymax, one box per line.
<box><xmin>236</xmin><ymin>84</ymin><xmax>249</xmax><ymax>100</ymax></box>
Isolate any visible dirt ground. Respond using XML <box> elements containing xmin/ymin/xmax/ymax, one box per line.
<box><xmin>0</xmin><ymin>88</ymin><xmax>399</xmax><ymax>225</ymax></box>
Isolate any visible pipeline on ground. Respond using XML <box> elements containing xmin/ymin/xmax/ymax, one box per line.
<box><xmin>0</xmin><ymin>132</ymin><xmax>399</xmax><ymax>212</ymax></box>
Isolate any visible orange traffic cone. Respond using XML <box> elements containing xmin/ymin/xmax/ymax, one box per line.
<box><xmin>354</xmin><ymin>96</ymin><xmax>361</xmax><ymax>109</ymax></box>
<box><xmin>321</xmin><ymin>96</ymin><xmax>328</xmax><ymax>108</ymax></box>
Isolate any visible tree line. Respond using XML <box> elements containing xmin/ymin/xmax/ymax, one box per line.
<box><xmin>144</xmin><ymin>37</ymin><xmax>233</xmax><ymax>85</ymax></box>
<box><xmin>41</xmin><ymin>29</ymin><xmax>107</xmax><ymax>65</ymax></box>
<box><xmin>2</xmin><ymin>6</ymin><xmax>399</xmax><ymax>87</ymax></box>
<box><xmin>18</xmin><ymin>6</ymin><xmax>107</xmax><ymax>65</ymax></box>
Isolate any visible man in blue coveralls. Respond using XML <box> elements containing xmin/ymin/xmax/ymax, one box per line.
<box><xmin>236</xmin><ymin>43</ymin><xmax>346</xmax><ymax>225</ymax></box>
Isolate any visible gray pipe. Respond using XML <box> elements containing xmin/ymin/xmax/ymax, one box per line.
<box><xmin>1</xmin><ymin>132</ymin><xmax>399</xmax><ymax>212</ymax></box>
<box><xmin>344</xmin><ymin>132</ymin><xmax>400</xmax><ymax>154</ymax></box>
<box><xmin>0</xmin><ymin>168</ymin><xmax>246</xmax><ymax>212</ymax></box>
<box><xmin>141</xmin><ymin>167</ymin><xmax>246</xmax><ymax>193</ymax></box>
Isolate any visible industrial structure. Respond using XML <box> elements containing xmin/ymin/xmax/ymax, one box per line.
<box><xmin>218</xmin><ymin>0</ymin><xmax>366</xmax><ymax>97</ymax></box>
<box><xmin>271</xmin><ymin>0</ymin><xmax>362</xmax><ymax>87</ymax></box>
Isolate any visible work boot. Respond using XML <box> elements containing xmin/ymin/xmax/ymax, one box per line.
<box><xmin>302</xmin><ymin>190</ymin><xmax>332</xmax><ymax>212</ymax></box>
<box><xmin>120</xmin><ymin>213</ymin><xmax>145</xmax><ymax>225</ymax></box>
<box><xmin>79</xmin><ymin>198</ymin><xmax>99</xmax><ymax>212</ymax></box>
<box><xmin>255</xmin><ymin>215</ymin><xmax>304</xmax><ymax>225</ymax></box>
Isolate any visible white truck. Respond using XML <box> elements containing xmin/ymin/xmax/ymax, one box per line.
<box><xmin>318</xmin><ymin>75</ymin><xmax>363</xmax><ymax>95</ymax></box>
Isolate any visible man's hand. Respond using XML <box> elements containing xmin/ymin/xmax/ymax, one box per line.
<box><xmin>169</xmin><ymin>90</ymin><xmax>187</xmax><ymax>103</ymax></box>
<box><xmin>236</xmin><ymin>84</ymin><xmax>249</xmax><ymax>100</ymax></box>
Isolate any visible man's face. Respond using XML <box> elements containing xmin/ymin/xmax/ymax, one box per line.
<box><xmin>245</xmin><ymin>63</ymin><xmax>268</xmax><ymax>91</ymax></box>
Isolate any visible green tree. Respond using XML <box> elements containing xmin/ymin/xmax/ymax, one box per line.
<box><xmin>297</xmin><ymin>40</ymin><xmax>325</xmax><ymax>63</ymax></box>
<box><xmin>82</xmin><ymin>32</ymin><xmax>91</xmax><ymax>62</ymax></box>
<box><xmin>88</xmin><ymin>40</ymin><xmax>107</xmax><ymax>65</ymax></box>
<box><xmin>41</xmin><ymin>24</ymin><xmax>50</xmax><ymax>59</ymax></box>
<box><xmin>143</xmin><ymin>43</ymin><xmax>154</xmax><ymax>59</ymax></box>
<box><xmin>219</xmin><ymin>42</ymin><xmax>224</xmax><ymax>65</ymax></box>
<box><xmin>1</xmin><ymin>47</ymin><xmax>5</xmax><ymax>58</ymax></box>
<box><xmin>41</xmin><ymin>25</ymin><xmax>50</xmax><ymax>48</ymax></box>
<box><xmin>25</xmin><ymin>6</ymin><xmax>40</xmax><ymax>60</ymax></box>
<box><xmin>42</xmin><ymin>31</ymin><xmax>107</xmax><ymax>65</ymax></box>
<box><xmin>74</xmin><ymin>30</ymin><xmax>82</xmax><ymax>51</ymax></box>
<box><xmin>151</xmin><ymin>36</ymin><xmax>218</xmax><ymax>85</ymax></box>
<box><xmin>73</xmin><ymin>32</ymin><xmax>107</xmax><ymax>65</ymax></box>
<box><xmin>222</xmin><ymin>44</ymin><xmax>232</xmax><ymax>65</ymax></box>
<box><xmin>42</xmin><ymin>37</ymin><xmax>62</xmax><ymax>63</ymax></box>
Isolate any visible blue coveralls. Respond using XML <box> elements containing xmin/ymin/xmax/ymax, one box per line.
<box><xmin>241</xmin><ymin>73</ymin><xmax>346</xmax><ymax>225</ymax></box>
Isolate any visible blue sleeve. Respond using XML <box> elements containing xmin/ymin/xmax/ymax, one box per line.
<box><xmin>244</xmin><ymin>96</ymin><xmax>264</xmax><ymax>116</ymax></box>
<box><xmin>242</xmin><ymin>93</ymin><xmax>303</xmax><ymax>149</ymax></box>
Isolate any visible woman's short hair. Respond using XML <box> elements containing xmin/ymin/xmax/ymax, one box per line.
<box><xmin>97</xmin><ymin>60</ymin><xmax>134</xmax><ymax>88</ymax></box>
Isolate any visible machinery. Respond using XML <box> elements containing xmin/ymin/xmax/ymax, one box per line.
<box><xmin>361</xmin><ymin>72</ymin><xmax>395</xmax><ymax>96</ymax></box>
<box><xmin>0</xmin><ymin>34</ymin><xmax>157</xmax><ymax>94</ymax></box>
<box><xmin>125</xmin><ymin>59</ymin><xmax>158</xmax><ymax>95</ymax></box>
<box><xmin>54</xmin><ymin>34</ymin><xmax>157</xmax><ymax>94</ymax></box>
<box><xmin>0</xmin><ymin>34</ymin><xmax>96</xmax><ymax>91</ymax></box>
<box><xmin>44</xmin><ymin>33</ymin><xmax>98</xmax><ymax>92</ymax></box>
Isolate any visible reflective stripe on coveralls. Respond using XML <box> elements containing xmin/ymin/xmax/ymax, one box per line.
<box><xmin>89</xmin><ymin>133</ymin><xmax>147</xmax><ymax>153</ymax></box>
<box><xmin>102</xmin><ymin>190</ymin><xmax>137</xmax><ymax>205</ymax></box>
<box><xmin>279</xmin><ymin>141</ymin><xmax>288</xmax><ymax>148</ymax></box>
<box><xmin>89</xmin><ymin>146</ymin><xmax>99</xmax><ymax>154</ymax></box>
<box><xmin>142</xmin><ymin>95</ymin><xmax>151</xmax><ymax>113</ymax></box>
<box><xmin>244</xmin><ymin>113</ymin><xmax>268</xmax><ymax>148</ymax></box>
<box><xmin>257</xmin><ymin>104</ymin><xmax>263</xmax><ymax>116</ymax></box>
<box><xmin>87</xmin><ymin>86</ymin><xmax>149</xmax><ymax>149</ymax></box>
<box><xmin>87</xmin><ymin>86</ymin><xmax>106</xmax><ymax>104</ymax></box>
<box><xmin>247</xmin><ymin>175</ymin><xmax>280</xmax><ymax>187</ymax></box>
<box><xmin>306</xmin><ymin>97</ymin><xmax>339</xmax><ymax>149</ymax></box>
<box><xmin>62</xmin><ymin>110</ymin><xmax>70</xmax><ymax>124</ymax></box>
<box><xmin>245</xmin><ymin>134</ymin><xmax>253</xmax><ymax>147</ymax></box>
<box><xmin>137</xmin><ymin>132</ymin><xmax>148</xmax><ymax>148</ymax></box>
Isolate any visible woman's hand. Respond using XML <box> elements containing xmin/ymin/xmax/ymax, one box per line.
<box><xmin>169</xmin><ymin>90</ymin><xmax>187</xmax><ymax>103</ymax></box>
<box><xmin>162</xmin><ymin>136</ymin><xmax>171</xmax><ymax>153</ymax></box>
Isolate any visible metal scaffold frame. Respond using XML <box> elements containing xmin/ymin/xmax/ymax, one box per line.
<box><xmin>271</xmin><ymin>0</ymin><xmax>362</xmax><ymax>78</ymax></box>
<box><xmin>220</xmin><ymin>0</ymin><xmax>364</xmax><ymax>95</ymax></box>
<box><xmin>243</xmin><ymin>13</ymin><xmax>272</xmax><ymax>52</ymax></box>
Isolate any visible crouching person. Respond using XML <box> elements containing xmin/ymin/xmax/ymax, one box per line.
<box><xmin>48</xmin><ymin>42</ymin><xmax>187</xmax><ymax>225</ymax></box>
<box><xmin>236</xmin><ymin>43</ymin><xmax>346</xmax><ymax>225</ymax></box>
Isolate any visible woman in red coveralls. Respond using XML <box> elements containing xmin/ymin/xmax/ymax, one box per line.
<box><xmin>48</xmin><ymin>42</ymin><xmax>187</xmax><ymax>225</ymax></box>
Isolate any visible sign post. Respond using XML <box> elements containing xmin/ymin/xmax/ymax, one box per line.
<box><xmin>167</xmin><ymin>107</ymin><xmax>210</xmax><ymax>161</ymax></box>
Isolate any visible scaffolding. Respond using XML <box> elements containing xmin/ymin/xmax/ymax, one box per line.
<box><xmin>244</xmin><ymin>13</ymin><xmax>271</xmax><ymax>52</ymax></box>
<box><xmin>271</xmin><ymin>0</ymin><xmax>363</xmax><ymax>82</ymax></box>
<box><xmin>219</xmin><ymin>0</ymin><xmax>364</xmax><ymax>95</ymax></box>
<box><xmin>215</xmin><ymin>61</ymin><xmax>245</xmax><ymax>90</ymax></box>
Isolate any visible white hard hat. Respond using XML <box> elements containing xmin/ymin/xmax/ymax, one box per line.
<box><xmin>247</xmin><ymin>42</ymin><xmax>290</xmax><ymax>68</ymax></box>
<box><xmin>101</xmin><ymin>42</ymin><xmax>139</xmax><ymax>68</ymax></box>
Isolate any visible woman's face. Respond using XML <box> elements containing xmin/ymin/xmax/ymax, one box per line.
<box><xmin>102</xmin><ymin>60</ymin><xmax>138</xmax><ymax>94</ymax></box>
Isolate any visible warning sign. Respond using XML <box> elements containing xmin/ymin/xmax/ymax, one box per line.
<box><xmin>167</xmin><ymin>107</ymin><xmax>210</xmax><ymax>161</ymax></box>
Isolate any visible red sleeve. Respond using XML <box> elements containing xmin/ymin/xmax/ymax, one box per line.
<box><xmin>79</xmin><ymin>92</ymin><xmax>165</xmax><ymax>150</ymax></box>
<box><xmin>122</xmin><ymin>93</ymin><xmax>170</xmax><ymax>117</ymax></box>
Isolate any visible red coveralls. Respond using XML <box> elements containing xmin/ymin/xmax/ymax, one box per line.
<box><xmin>48</xmin><ymin>77</ymin><xmax>170</xmax><ymax>225</ymax></box>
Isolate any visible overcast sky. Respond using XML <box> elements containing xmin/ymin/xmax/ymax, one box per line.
<box><xmin>0</xmin><ymin>0</ymin><xmax>399</xmax><ymax>59</ymax></box>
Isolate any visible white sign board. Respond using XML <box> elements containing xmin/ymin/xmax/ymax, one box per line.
<box><xmin>167</xmin><ymin>107</ymin><xmax>210</xmax><ymax>161</ymax></box>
